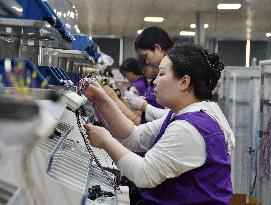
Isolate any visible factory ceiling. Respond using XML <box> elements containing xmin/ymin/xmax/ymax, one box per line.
<box><xmin>70</xmin><ymin>0</ymin><xmax>271</xmax><ymax>41</ymax></box>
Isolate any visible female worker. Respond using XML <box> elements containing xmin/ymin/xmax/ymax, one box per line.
<box><xmin>105</xmin><ymin>27</ymin><xmax>173</xmax><ymax>125</ymax></box>
<box><xmin>119</xmin><ymin>57</ymin><xmax>148</xmax><ymax>96</ymax></box>
<box><xmin>82</xmin><ymin>44</ymin><xmax>235</xmax><ymax>205</ymax></box>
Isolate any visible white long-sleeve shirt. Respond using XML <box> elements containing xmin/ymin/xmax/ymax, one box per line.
<box><xmin>145</xmin><ymin>104</ymin><xmax>169</xmax><ymax>122</ymax></box>
<box><xmin>117</xmin><ymin>101</ymin><xmax>235</xmax><ymax>188</ymax></box>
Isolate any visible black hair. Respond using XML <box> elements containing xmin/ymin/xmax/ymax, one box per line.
<box><xmin>120</xmin><ymin>58</ymin><xmax>143</xmax><ymax>76</ymax></box>
<box><xmin>119</xmin><ymin>58</ymin><xmax>148</xmax><ymax>86</ymax></box>
<box><xmin>137</xmin><ymin>56</ymin><xmax>147</xmax><ymax>68</ymax></box>
<box><xmin>167</xmin><ymin>44</ymin><xmax>224</xmax><ymax>100</ymax></box>
<box><xmin>134</xmin><ymin>27</ymin><xmax>173</xmax><ymax>51</ymax></box>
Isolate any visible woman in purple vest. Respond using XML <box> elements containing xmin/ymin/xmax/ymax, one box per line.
<box><xmin>134</xmin><ymin>27</ymin><xmax>172</xmax><ymax>123</ymax></box>
<box><xmin>120</xmin><ymin>58</ymin><xmax>148</xmax><ymax>97</ymax></box>
<box><xmin>103</xmin><ymin>27</ymin><xmax>172</xmax><ymax>126</ymax></box>
<box><xmin>83</xmin><ymin>44</ymin><xmax>235</xmax><ymax>205</ymax></box>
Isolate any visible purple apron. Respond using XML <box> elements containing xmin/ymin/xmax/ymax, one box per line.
<box><xmin>129</xmin><ymin>76</ymin><xmax>148</xmax><ymax>96</ymax></box>
<box><xmin>140</xmin><ymin>79</ymin><xmax>164</xmax><ymax>124</ymax></box>
<box><xmin>140</xmin><ymin>110</ymin><xmax>233</xmax><ymax>205</ymax></box>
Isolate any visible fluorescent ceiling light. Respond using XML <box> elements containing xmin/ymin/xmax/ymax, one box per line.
<box><xmin>217</xmin><ymin>3</ymin><xmax>241</xmax><ymax>10</ymax></box>
<box><xmin>137</xmin><ymin>29</ymin><xmax>143</xmax><ymax>34</ymax></box>
<box><xmin>144</xmin><ymin>17</ymin><xmax>164</xmax><ymax>22</ymax></box>
<box><xmin>246</xmin><ymin>40</ymin><xmax>250</xmax><ymax>67</ymax></box>
<box><xmin>190</xmin><ymin>24</ymin><xmax>196</xmax><ymax>29</ymax></box>
<box><xmin>180</xmin><ymin>31</ymin><xmax>195</xmax><ymax>36</ymax></box>
<box><xmin>266</xmin><ymin>33</ymin><xmax>271</xmax><ymax>38</ymax></box>
<box><xmin>190</xmin><ymin>24</ymin><xmax>209</xmax><ymax>29</ymax></box>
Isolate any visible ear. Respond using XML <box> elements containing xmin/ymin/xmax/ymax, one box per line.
<box><xmin>178</xmin><ymin>75</ymin><xmax>191</xmax><ymax>91</ymax></box>
<box><xmin>154</xmin><ymin>44</ymin><xmax>162</xmax><ymax>52</ymax></box>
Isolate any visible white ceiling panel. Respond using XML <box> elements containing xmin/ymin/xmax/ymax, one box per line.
<box><xmin>70</xmin><ymin>0</ymin><xmax>271</xmax><ymax>40</ymax></box>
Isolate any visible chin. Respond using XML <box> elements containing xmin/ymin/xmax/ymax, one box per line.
<box><xmin>158</xmin><ymin>98</ymin><xmax>172</xmax><ymax>108</ymax></box>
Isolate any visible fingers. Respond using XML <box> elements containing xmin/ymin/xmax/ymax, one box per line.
<box><xmin>83</xmin><ymin>123</ymin><xmax>108</xmax><ymax>149</ymax></box>
<box><xmin>83</xmin><ymin>123</ymin><xmax>92</xmax><ymax>131</ymax></box>
<box><xmin>83</xmin><ymin>123</ymin><xmax>93</xmax><ymax>136</ymax></box>
<box><xmin>79</xmin><ymin>78</ymin><xmax>90</xmax><ymax>90</ymax></box>
<box><xmin>83</xmin><ymin>123</ymin><xmax>95</xmax><ymax>134</ymax></box>
<box><xmin>79</xmin><ymin>78</ymin><xmax>102</xmax><ymax>91</ymax></box>
<box><xmin>90</xmin><ymin>80</ymin><xmax>102</xmax><ymax>88</ymax></box>
<box><xmin>83</xmin><ymin>123</ymin><xmax>101</xmax><ymax>135</ymax></box>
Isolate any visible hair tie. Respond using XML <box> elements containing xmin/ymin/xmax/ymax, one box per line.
<box><xmin>201</xmin><ymin>50</ymin><xmax>224</xmax><ymax>72</ymax></box>
<box><xmin>201</xmin><ymin>50</ymin><xmax>224</xmax><ymax>89</ymax></box>
<box><xmin>201</xmin><ymin>50</ymin><xmax>215</xmax><ymax>89</ymax></box>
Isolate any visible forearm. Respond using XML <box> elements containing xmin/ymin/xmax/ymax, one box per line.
<box><xmin>145</xmin><ymin>104</ymin><xmax>168</xmax><ymax>121</ymax></box>
<box><xmin>114</xmin><ymin>97</ymin><xmax>141</xmax><ymax>125</ymax></box>
<box><xmin>95</xmin><ymin>95</ymin><xmax>135</xmax><ymax>140</ymax></box>
<box><xmin>103</xmin><ymin>137</ymin><xmax>131</xmax><ymax>162</ymax></box>
<box><xmin>103</xmin><ymin>136</ymin><xmax>160</xmax><ymax>188</ymax></box>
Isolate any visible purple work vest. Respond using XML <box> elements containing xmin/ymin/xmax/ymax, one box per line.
<box><xmin>141</xmin><ymin>79</ymin><xmax>164</xmax><ymax>124</ymax></box>
<box><xmin>140</xmin><ymin>110</ymin><xmax>233</xmax><ymax>205</ymax></box>
<box><xmin>129</xmin><ymin>77</ymin><xmax>148</xmax><ymax>96</ymax></box>
<box><xmin>145</xmin><ymin>79</ymin><xmax>164</xmax><ymax>109</ymax></box>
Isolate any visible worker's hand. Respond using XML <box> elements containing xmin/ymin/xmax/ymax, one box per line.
<box><xmin>80</xmin><ymin>78</ymin><xmax>107</xmax><ymax>103</ymax></box>
<box><xmin>84</xmin><ymin>123</ymin><xmax>112</xmax><ymax>149</ymax></box>
<box><xmin>103</xmin><ymin>85</ymin><xmax>118</xmax><ymax>101</ymax></box>
<box><xmin>123</xmin><ymin>91</ymin><xmax>147</xmax><ymax>111</ymax></box>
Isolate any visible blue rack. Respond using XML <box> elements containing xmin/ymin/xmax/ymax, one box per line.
<box><xmin>72</xmin><ymin>34</ymin><xmax>101</xmax><ymax>63</ymax></box>
<box><xmin>0</xmin><ymin>58</ymin><xmax>48</xmax><ymax>88</ymax></box>
<box><xmin>1</xmin><ymin>0</ymin><xmax>73</xmax><ymax>42</ymax></box>
<box><xmin>38</xmin><ymin>66</ymin><xmax>74</xmax><ymax>87</ymax></box>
